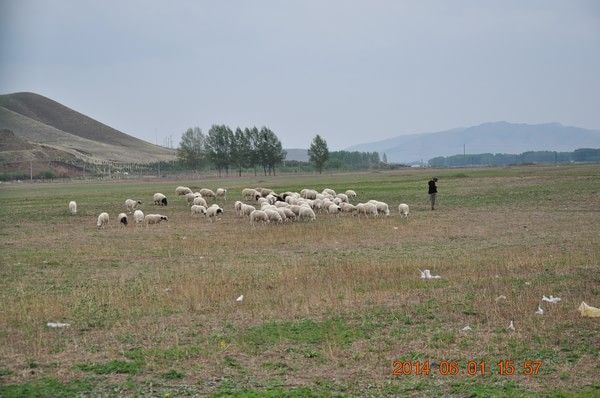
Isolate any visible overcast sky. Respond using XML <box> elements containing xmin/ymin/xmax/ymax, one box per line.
<box><xmin>1</xmin><ymin>1</ymin><xmax>599</xmax><ymax>149</ymax></box>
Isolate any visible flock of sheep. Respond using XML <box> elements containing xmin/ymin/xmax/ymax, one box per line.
<box><xmin>67</xmin><ymin>185</ymin><xmax>410</xmax><ymax>228</ymax></box>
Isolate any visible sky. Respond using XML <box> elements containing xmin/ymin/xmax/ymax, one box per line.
<box><xmin>1</xmin><ymin>1</ymin><xmax>599</xmax><ymax>150</ymax></box>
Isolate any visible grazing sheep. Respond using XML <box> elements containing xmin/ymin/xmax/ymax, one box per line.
<box><xmin>68</xmin><ymin>201</ymin><xmax>77</xmax><ymax>215</ymax></box>
<box><xmin>301</xmin><ymin>189</ymin><xmax>318</xmax><ymax>200</ymax></box>
<box><xmin>259</xmin><ymin>188</ymin><xmax>273</xmax><ymax>197</ymax></box>
<box><xmin>289</xmin><ymin>205</ymin><xmax>301</xmax><ymax>216</ymax></box>
<box><xmin>250</xmin><ymin>209</ymin><xmax>268</xmax><ymax>224</ymax></box>
<box><xmin>257</xmin><ymin>197</ymin><xmax>268</xmax><ymax>206</ymax></box>
<box><xmin>133</xmin><ymin>210</ymin><xmax>145</xmax><ymax>224</ymax></box>
<box><xmin>191</xmin><ymin>205</ymin><xmax>207</xmax><ymax>216</ymax></box>
<box><xmin>118</xmin><ymin>212</ymin><xmax>128</xmax><ymax>226</ymax></box>
<box><xmin>266</xmin><ymin>194</ymin><xmax>277</xmax><ymax>205</ymax></box>
<box><xmin>322</xmin><ymin>188</ymin><xmax>336</xmax><ymax>196</ymax></box>
<box><xmin>199</xmin><ymin>188</ymin><xmax>216</xmax><ymax>198</ymax></box>
<box><xmin>275</xmin><ymin>207</ymin><xmax>288</xmax><ymax>221</ymax></box>
<box><xmin>175</xmin><ymin>186</ymin><xmax>192</xmax><ymax>196</ymax></box>
<box><xmin>96</xmin><ymin>212</ymin><xmax>109</xmax><ymax>228</ymax></box>
<box><xmin>146</xmin><ymin>214</ymin><xmax>168</xmax><ymax>225</ymax></box>
<box><xmin>299</xmin><ymin>206</ymin><xmax>316</xmax><ymax>221</ymax></box>
<box><xmin>275</xmin><ymin>201</ymin><xmax>289</xmax><ymax>208</ymax></box>
<box><xmin>206</xmin><ymin>204</ymin><xmax>223</xmax><ymax>221</ymax></box>
<box><xmin>281</xmin><ymin>207</ymin><xmax>296</xmax><ymax>221</ymax></box>
<box><xmin>398</xmin><ymin>203</ymin><xmax>410</xmax><ymax>217</ymax></box>
<box><xmin>336</xmin><ymin>193</ymin><xmax>349</xmax><ymax>203</ymax></box>
<box><xmin>345</xmin><ymin>190</ymin><xmax>357</xmax><ymax>198</ymax></box>
<box><xmin>242</xmin><ymin>188</ymin><xmax>261</xmax><ymax>201</ymax></box>
<box><xmin>327</xmin><ymin>204</ymin><xmax>340</xmax><ymax>215</ymax></box>
<box><xmin>153</xmin><ymin>193</ymin><xmax>168</xmax><ymax>206</ymax></box>
<box><xmin>368</xmin><ymin>200</ymin><xmax>390</xmax><ymax>216</ymax></box>
<box><xmin>241</xmin><ymin>203</ymin><xmax>256</xmax><ymax>217</ymax></box>
<box><xmin>340</xmin><ymin>203</ymin><xmax>356</xmax><ymax>213</ymax></box>
<box><xmin>357</xmin><ymin>203</ymin><xmax>378</xmax><ymax>217</ymax></box>
<box><xmin>216</xmin><ymin>188</ymin><xmax>227</xmax><ymax>200</ymax></box>
<box><xmin>193</xmin><ymin>196</ymin><xmax>208</xmax><ymax>207</ymax></box>
<box><xmin>125</xmin><ymin>199</ymin><xmax>142</xmax><ymax>213</ymax></box>
<box><xmin>234</xmin><ymin>201</ymin><xmax>243</xmax><ymax>216</ymax></box>
<box><xmin>265</xmin><ymin>208</ymin><xmax>283</xmax><ymax>223</ymax></box>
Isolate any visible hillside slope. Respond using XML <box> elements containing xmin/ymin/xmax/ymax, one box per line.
<box><xmin>347</xmin><ymin>122</ymin><xmax>600</xmax><ymax>163</ymax></box>
<box><xmin>0</xmin><ymin>92</ymin><xmax>175</xmax><ymax>164</ymax></box>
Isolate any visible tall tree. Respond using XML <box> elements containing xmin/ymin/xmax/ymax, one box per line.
<box><xmin>257</xmin><ymin>127</ymin><xmax>286</xmax><ymax>175</ymax></box>
<box><xmin>205</xmin><ymin>125</ymin><xmax>234</xmax><ymax>176</ymax></box>
<box><xmin>177</xmin><ymin>127</ymin><xmax>205</xmax><ymax>169</ymax></box>
<box><xmin>245</xmin><ymin>127</ymin><xmax>260</xmax><ymax>176</ymax></box>
<box><xmin>231</xmin><ymin>127</ymin><xmax>252</xmax><ymax>176</ymax></box>
<box><xmin>308</xmin><ymin>134</ymin><xmax>329</xmax><ymax>174</ymax></box>
<box><xmin>382</xmin><ymin>152</ymin><xmax>388</xmax><ymax>163</ymax></box>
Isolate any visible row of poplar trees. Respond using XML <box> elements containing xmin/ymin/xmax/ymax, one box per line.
<box><xmin>177</xmin><ymin>125</ymin><xmax>286</xmax><ymax>176</ymax></box>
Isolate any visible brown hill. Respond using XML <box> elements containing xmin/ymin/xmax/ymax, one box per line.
<box><xmin>0</xmin><ymin>92</ymin><xmax>176</xmax><ymax>164</ymax></box>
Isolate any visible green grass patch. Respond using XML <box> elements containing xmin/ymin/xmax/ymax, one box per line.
<box><xmin>0</xmin><ymin>377</ymin><xmax>94</xmax><ymax>398</ymax></box>
<box><xmin>76</xmin><ymin>359</ymin><xmax>142</xmax><ymax>375</ymax></box>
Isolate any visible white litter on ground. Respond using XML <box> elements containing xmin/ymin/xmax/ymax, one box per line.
<box><xmin>535</xmin><ymin>306</ymin><xmax>544</xmax><ymax>315</ymax></box>
<box><xmin>419</xmin><ymin>269</ymin><xmax>441</xmax><ymax>279</ymax></box>
<box><xmin>461</xmin><ymin>326</ymin><xmax>472</xmax><ymax>331</ymax></box>
<box><xmin>47</xmin><ymin>322</ymin><xmax>70</xmax><ymax>328</ymax></box>
<box><xmin>236</xmin><ymin>295</ymin><xmax>244</xmax><ymax>302</ymax></box>
<box><xmin>542</xmin><ymin>295</ymin><xmax>561</xmax><ymax>304</ymax></box>
<box><xmin>495</xmin><ymin>295</ymin><xmax>507</xmax><ymax>302</ymax></box>
<box><xmin>578</xmin><ymin>302</ymin><xmax>600</xmax><ymax>318</ymax></box>
<box><xmin>508</xmin><ymin>320</ymin><xmax>515</xmax><ymax>331</ymax></box>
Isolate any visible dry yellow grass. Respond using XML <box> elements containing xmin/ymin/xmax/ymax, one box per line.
<box><xmin>0</xmin><ymin>165</ymin><xmax>599</xmax><ymax>396</ymax></box>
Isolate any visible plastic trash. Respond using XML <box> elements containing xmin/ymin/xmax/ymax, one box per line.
<box><xmin>535</xmin><ymin>306</ymin><xmax>544</xmax><ymax>315</ymax></box>
<box><xmin>542</xmin><ymin>295</ymin><xmax>561</xmax><ymax>304</ymax></box>
<box><xmin>419</xmin><ymin>269</ymin><xmax>441</xmax><ymax>279</ymax></box>
<box><xmin>461</xmin><ymin>326</ymin><xmax>472</xmax><ymax>331</ymax></box>
<box><xmin>236</xmin><ymin>295</ymin><xmax>244</xmax><ymax>302</ymax></box>
<box><xmin>47</xmin><ymin>322</ymin><xmax>70</xmax><ymax>328</ymax></box>
<box><xmin>508</xmin><ymin>320</ymin><xmax>515</xmax><ymax>331</ymax></box>
<box><xmin>495</xmin><ymin>295</ymin><xmax>507</xmax><ymax>302</ymax></box>
<box><xmin>578</xmin><ymin>302</ymin><xmax>600</xmax><ymax>318</ymax></box>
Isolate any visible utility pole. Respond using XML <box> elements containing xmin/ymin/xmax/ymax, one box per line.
<box><xmin>30</xmin><ymin>161</ymin><xmax>33</xmax><ymax>180</ymax></box>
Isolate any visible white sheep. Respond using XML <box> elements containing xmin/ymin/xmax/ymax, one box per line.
<box><xmin>96</xmin><ymin>212</ymin><xmax>109</xmax><ymax>228</ymax></box>
<box><xmin>118</xmin><ymin>212</ymin><xmax>128</xmax><ymax>226</ymax></box>
<box><xmin>357</xmin><ymin>203</ymin><xmax>378</xmax><ymax>217</ymax></box>
<box><xmin>125</xmin><ymin>199</ymin><xmax>142</xmax><ymax>213</ymax></box>
<box><xmin>281</xmin><ymin>207</ymin><xmax>296</xmax><ymax>221</ymax></box>
<box><xmin>153</xmin><ymin>193</ymin><xmax>168</xmax><ymax>206</ymax></box>
<box><xmin>275</xmin><ymin>207</ymin><xmax>288</xmax><ymax>221</ymax></box>
<box><xmin>242</xmin><ymin>188</ymin><xmax>261</xmax><ymax>201</ymax></box>
<box><xmin>199</xmin><ymin>188</ymin><xmax>216</xmax><ymax>198</ymax></box>
<box><xmin>257</xmin><ymin>197</ymin><xmax>268</xmax><ymax>206</ymax></box>
<box><xmin>368</xmin><ymin>200</ymin><xmax>390</xmax><ymax>216</ymax></box>
<box><xmin>299</xmin><ymin>206</ymin><xmax>316</xmax><ymax>221</ymax></box>
<box><xmin>340</xmin><ymin>203</ymin><xmax>356</xmax><ymax>213</ymax></box>
<box><xmin>68</xmin><ymin>201</ymin><xmax>77</xmax><ymax>215</ymax></box>
<box><xmin>398</xmin><ymin>203</ymin><xmax>410</xmax><ymax>217</ymax></box>
<box><xmin>191</xmin><ymin>205</ymin><xmax>207</xmax><ymax>216</ymax></box>
<box><xmin>175</xmin><ymin>186</ymin><xmax>192</xmax><ymax>196</ymax></box>
<box><xmin>206</xmin><ymin>204</ymin><xmax>223</xmax><ymax>221</ymax></box>
<box><xmin>301</xmin><ymin>189</ymin><xmax>317</xmax><ymax>200</ymax></box>
<box><xmin>327</xmin><ymin>204</ymin><xmax>340</xmax><ymax>215</ymax></box>
<box><xmin>250</xmin><ymin>209</ymin><xmax>268</xmax><ymax>224</ymax></box>
<box><xmin>336</xmin><ymin>193</ymin><xmax>349</xmax><ymax>203</ymax></box>
<box><xmin>145</xmin><ymin>214</ymin><xmax>168</xmax><ymax>225</ymax></box>
<box><xmin>289</xmin><ymin>205</ymin><xmax>301</xmax><ymax>216</ymax></box>
<box><xmin>241</xmin><ymin>203</ymin><xmax>256</xmax><ymax>217</ymax></box>
<box><xmin>216</xmin><ymin>188</ymin><xmax>227</xmax><ymax>200</ymax></box>
<box><xmin>265</xmin><ymin>208</ymin><xmax>282</xmax><ymax>223</ymax></box>
<box><xmin>133</xmin><ymin>210</ymin><xmax>145</xmax><ymax>224</ymax></box>
<box><xmin>193</xmin><ymin>196</ymin><xmax>207</xmax><ymax>207</ymax></box>
<box><xmin>234</xmin><ymin>201</ymin><xmax>243</xmax><ymax>216</ymax></box>
<box><xmin>345</xmin><ymin>190</ymin><xmax>357</xmax><ymax>198</ymax></box>
<box><xmin>258</xmin><ymin>188</ymin><xmax>273</xmax><ymax>197</ymax></box>
<box><xmin>322</xmin><ymin>188</ymin><xmax>336</xmax><ymax>196</ymax></box>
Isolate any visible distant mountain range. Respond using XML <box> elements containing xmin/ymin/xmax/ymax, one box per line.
<box><xmin>0</xmin><ymin>92</ymin><xmax>175</xmax><ymax>164</ymax></box>
<box><xmin>346</xmin><ymin>122</ymin><xmax>600</xmax><ymax>163</ymax></box>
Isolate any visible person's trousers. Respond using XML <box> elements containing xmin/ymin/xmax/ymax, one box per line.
<box><xmin>429</xmin><ymin>193</ymin><xmax>436</xmax><ymax>209</ymax></box>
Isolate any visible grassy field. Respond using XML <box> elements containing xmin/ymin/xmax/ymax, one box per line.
<box><xmin>0</xmin><ymin>165</ymin><xmax>599</xmax><ymax>397</ymax></box>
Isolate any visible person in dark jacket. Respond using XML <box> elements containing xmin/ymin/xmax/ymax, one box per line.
<box><xmin>428</xmin><ymin>178</ymin><xmax>438</xmax><ymax>210</ymax></box>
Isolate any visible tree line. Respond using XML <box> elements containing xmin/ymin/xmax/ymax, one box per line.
<box><xmin>177</xmin><ymin>125</ymin><xmax>286</xmax><ymax>176</ymax></box>
<box><xmin>429</xmin><ymin>148</ymin><xmax>600</xmax><ymax>167</ymax></box>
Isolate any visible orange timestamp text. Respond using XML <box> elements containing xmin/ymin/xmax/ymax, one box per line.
<box><xmin>392</xmin><ymin>360</ymin><xmax>542</xmax><ymax>376</ymax></box>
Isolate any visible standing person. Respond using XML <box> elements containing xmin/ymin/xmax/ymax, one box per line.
<box><xmin>428</xmin><ymin>177</ymin><xmax>438</xmax><ymax>210</ymax></box>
